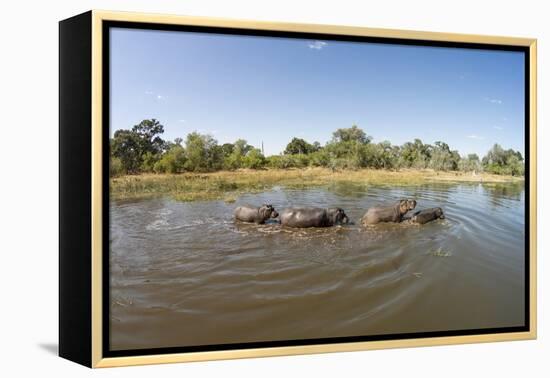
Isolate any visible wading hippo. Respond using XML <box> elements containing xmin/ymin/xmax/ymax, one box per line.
<box><xmin>361</xmin><ymin>199</ymin><xmax>417</xmax><ymax>225</ymax></box>
<box><xmin>280</xmin><ymin>207</ymin><xmax>349</xmax><ymax>228</ymax></box>
<box><xmin>234</xmin><ymin>204</ymin><xmax>279</xmax><ymax>224</ymax></box>
<box><xmin>411</xmin><ymin>207</ymin><xmax>445</xmax><ymax>224</ymax></box>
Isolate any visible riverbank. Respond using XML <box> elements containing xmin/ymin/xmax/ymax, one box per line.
<box><xmin>110</xmin><ymin>168</ymin><xmax>523</xmax><ymax>202</ymax></box>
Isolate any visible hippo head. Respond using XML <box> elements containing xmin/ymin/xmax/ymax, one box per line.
<box><xmin>435</xmin><ymin>207</ymin><xmax>445</xmax><ymax>219</ymax></box>
<box><xmin>328</xmin><ymin>208</ymin><xmax>349</xmax><ymax>225</ymax></box>
<box><xmin>259</xmin><ymin>204</ymin><xmax>279</xmax><ymax>220</ymax></box>
<box><xmin>398</xmin><ymin>198</ymin><xmax>417</xmax><ymax>215</ymax></box>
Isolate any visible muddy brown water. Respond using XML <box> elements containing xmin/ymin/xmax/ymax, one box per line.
<box><xmin>109</xmin><ymin>182</ymin><xmax>525</xmax><ymax>351</ymax></box>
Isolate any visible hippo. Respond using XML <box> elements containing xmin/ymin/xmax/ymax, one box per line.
<box><xmin>411</xmin><ymin>207</ymin><xmax>445</xmax><ymax>224</ymax></box>
<box><xmin>234</xmin><ymin>204</ymin><xmax>279</xmax><ymax>224</ymax></box>
<box><xmin>279</xmin><ymin>207</ymin><xmax>349</xmax><ymax>228</ymax></box>
<box><xmin>361</xmin><ymin>199</ymin><xmax>417</xmax><ymax>225</ymax></box>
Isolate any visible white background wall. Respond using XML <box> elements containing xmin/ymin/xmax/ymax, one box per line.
<box><xmin>1</xmin><ymin>0</ymin><xmax>547</xmax><ymax>376</ymax></box>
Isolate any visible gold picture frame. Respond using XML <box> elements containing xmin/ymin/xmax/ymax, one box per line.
<box><xmin>59</xmin><ymin>9</ymin><xmax>537</xmax><ymax>368</ymax></box>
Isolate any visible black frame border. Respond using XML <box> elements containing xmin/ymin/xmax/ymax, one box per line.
<box><xmin>101</xmin><ymin>20</ymin><xmax>530</xmax><ymax>358</ymax></box>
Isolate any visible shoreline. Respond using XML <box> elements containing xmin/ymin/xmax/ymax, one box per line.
<box><xmin>110</xmin><ymin>168</ymin><xmax>524</xmax><ymax>202</ymax></box>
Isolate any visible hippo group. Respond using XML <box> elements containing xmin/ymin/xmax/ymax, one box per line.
<box><xmin>234</xmin><ymin>199</ymin><xmax>444</xmax><ymax>228</ymax></box>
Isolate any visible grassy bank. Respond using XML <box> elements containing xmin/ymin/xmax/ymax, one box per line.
<box><xmin>110</xmin><ymin>168</ymin><xmax>523</xmax><ymax>202</ymax></box>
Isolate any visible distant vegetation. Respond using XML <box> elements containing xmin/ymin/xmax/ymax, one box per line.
<box><xmin>110</xmin><ymin>119</ymin><xmax>525</xmax><ymax>177</ymax></box>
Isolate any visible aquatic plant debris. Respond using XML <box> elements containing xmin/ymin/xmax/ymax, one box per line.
<box><xmin>431</xmin><ymin>247</ymin><xmax>452</xmax><ymax>257</ymax></box>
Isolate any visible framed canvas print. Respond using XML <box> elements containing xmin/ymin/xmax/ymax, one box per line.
<box><xmin>59</xmin><ymin>10</ymin><xmax>537</xmax><ymax>368</ymax></box>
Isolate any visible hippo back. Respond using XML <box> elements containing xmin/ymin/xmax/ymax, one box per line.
<box><xmin>280</xmin><ymin>207</ymin><xmax>329</xmax><ymax>228</ymax></box>
<box><xmin>234</xmin><ymin>206</ymin><xmax>259</xmax><ymax>222</ymax></box>
<box><xmin>412</xmin><ymin>207</ymin><xmax>444</xmax><ymax>224</ymax></box>
<box><xmin>362</xmin><ymin>205</ymin><xmax>399</xmax><ymax>224</ymax></box>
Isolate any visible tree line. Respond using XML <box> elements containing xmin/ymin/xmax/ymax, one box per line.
<box><xmin>110</xmin><ymin>119</ymin><xmax>525</xmax><ymax>177</ymax></box>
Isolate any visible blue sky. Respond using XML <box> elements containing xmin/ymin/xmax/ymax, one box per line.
<box><xmin>110</xmin><ymin>28</ymin><xmax>525</xmax><ymax>158</ymax></box>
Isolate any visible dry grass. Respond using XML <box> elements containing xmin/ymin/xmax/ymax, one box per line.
<box><xmin>110</xmin><ymin>167</ymin><xmax>523</xmax><ymax>202</ymax></box>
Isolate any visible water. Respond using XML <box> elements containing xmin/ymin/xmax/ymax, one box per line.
<box><xmin>109</xmin><ymin>182</ymin><xmax>525</xmax><ymax>351</ymax></box>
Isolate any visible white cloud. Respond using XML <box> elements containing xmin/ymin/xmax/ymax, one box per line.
<box><xmin>197</xmin><ymin>128</ymin><xmax>218</xmax><ymax>135</ymax></box>
<box><xmin>178</xmin><ymin>119</ymin><xmax>186</xmax><ymax>123</ymax></box>
<box><xmin>308</xmin><ymin>41</ymin><xmax>327</xmax><ymax>50</ymax></box>
<box><xmin>144</xmin><ymin>91</ymin><xmax>165</xmax><ymax>100</ymax></box>
<box><xmin>467</xmin><ymin>134</ymin><xmax>484</xmax><ymax>140</ymax></box>
<box><xmin>484</xmin><ymin>97</ymin><xmax>502</xmax><ymax>104</ymax></box>
<box><xmin>493</xmin><ymin>125</ymin><xmax>503</xmax><ymax>130</ymax></box>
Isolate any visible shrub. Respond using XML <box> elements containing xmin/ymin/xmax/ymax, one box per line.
<box><xmin>243</xmin><ymin>148</ymin><xmax>266</xmax><ymax>169</ymax></box>
<box><xmin>154</xmin><ymin>145</ymin><xmax>187</xmax><ymax>174</ymax></box>
<box><xmin>110</xmin><ymin>156</ymin><xmax>125</xmax><ymax>177</ymax></box>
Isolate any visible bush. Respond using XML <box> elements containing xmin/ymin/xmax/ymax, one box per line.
<box><xmin>154</xmin><ymin>145</ymin><xmax>186</xmax><ymax>174</ymax></box>
<box><xmin>110</xmin><ymin>157</ymin><xmax>125</xmax><ymax>177</ymax></box>
<box><xmin>141</xmin><ymin>151</ymin><xmax>160</xmax><ymax>172</ymax></box>
<box><xmin>482</xmin><ymin>144</ymin><xmax>524</xmax><ymax>176</ymax></box>
<box><xmin>243</xmin><ymin>148</ymin><xmax>266</xmax><ymax>169</ymax></box>
<box><xmin>308</xmin><ymin>150</ymin><xmax>330</xmax><ymax>167</ymax></box>
<box><xmin>223</xmin><ymin>152</ymin><xmax>243</xmax><ymax>170</ymax></box>
<box><xmin>265</xmin><ymin>155</ymin><xmax>294</xmax><ymax>169</ymax></box>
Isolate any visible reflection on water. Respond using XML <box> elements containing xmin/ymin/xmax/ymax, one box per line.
<box><xmin>109</xmin><ymin>182</ymin><xmax>525</xmax><ymax>351</ymax></box>
<box><xmin>484</xmin><ymin>182</ymin><xmax>525</xmax><ymax>204</ymax></box>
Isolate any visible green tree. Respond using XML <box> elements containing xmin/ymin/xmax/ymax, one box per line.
<box><xmin>331</xmin><ymin>124</ymin><xmax>372</xmax><ymax>144</ymax></box>
<box><xmin>223</xmin><ymin>139</ymin><xmax>252</xmax><ymax>170</ymax></box>
<box><xmin>459</xmin><ymin>153</ymin><xmax>481</xmax><ymax>172</ymax></box>
<box><xmin>483</xmin><ymin>144</ymin><xmax>506</xmax><ymax>166</ymax></box>
<box><xmin>206</xmin><ymin>142</ymin><xmax>224</xmax><ymax>171</ymax></box>
<box><xmin>284</xmin><ymin>137</ymin><xmax>316</xmax><ymax>155</ymax></box>
<box><xmin>141</xmin><ymin>151</ymin><xmax>160</xmax><ymax>172</ymax></box>
<box><xmin>154</xmin><ymin>145</ymin><xmax>187</xmax><ymax>173</ymax></box>
<box><xmin>309</xmin><ymin>149</ymin><xmax>330</xmax><ymax>167</ymax></box>
<box><xmin>110</xmin><ymin>119</ymin><xmax>166</xmax><ymax>174</ymax></box>
<box><xmin>220</xmin><ymin>143</ymin><xmax>235</xmax><ymax>157</ymax></box>
<box><xmin>506</xmin><ymin>154</ymin><xmax>525</xmax><ymax>176</ymax></box>
<box><xmin>366</xmin><ymin>141</ymin><xmax>396</xmax><ymax>169</ymax></box>
<box><xmin>323</xmin><ymin>125</ymin><xmax>374</xmax><ymax>169</ymax></box>
<box><xmin>233</xmin><ymin>139</ymin><xmax>252</xmax><ymax>155</ymax></box>
<box><xmin>243</xmin><ymin>148</ymin><xmax>266</xmax><ymax>169</ymax></box>
<box><xmin>429</xmin><ymin>141</ymin><xmax>459</xmax><ymax>171</ymax></box>
<box><xmin>111</xmin><ymin>129</ymin><xmax>142</xmax><ymax>174</ymax></box>
<box><xmin>184</xmin><ymin>132</ymin><xmax>222</xmax><ymax>172</ymax></box>
<box><xmin>399</xmin><ymin>139</ymin><xmax>431</xmax><ymax>169</ymax></box>
<box><xmin>132</xmin><ymin>118</ymin><xmax>166</xmax><ymax>156</ymax></box>
<box><xmin>482</xmin><ymin>144</ymin><xmax>524</xmax><ymax>176</ymax></box>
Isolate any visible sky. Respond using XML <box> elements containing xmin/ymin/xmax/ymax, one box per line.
<box><xmin>110</xmin><ymin>27</ymin><xmax>525</xmax><ymax>158</ymax></box>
